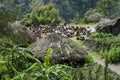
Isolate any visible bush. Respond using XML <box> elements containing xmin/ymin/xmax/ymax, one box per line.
<box><xmin>108</xmin><ymin>47</ymin><xmax>120</xmax><ymax>63</ymax></box>
<box><xmin>101</xmin><ymin>47</ymin><xmax>120</xmax><ymax>63</ymax></box>
<box><xmin>0</xmin><ymin>39</ymin><xmax>36</xmax><ymax>79</ymax></box>
<box><xmin>91</xmin><ymin>33</ymin><xmax>120</xmax><ymax>49</ymax></box>
<box><xmin>21</xmin><ymin>3</ymin><xmax>63</xmax><ymax>27</ymax></box>
<box><xmin>1</xmin><ymin>38</ymin><xmax>120</xmax><ymax>80</ymax></box>
<box><xmin>85</xmin><ymin>55</ymin><xmax>94</xmax><ymax>63</ymax></box>
<box><xmin>20</xmin><ymin>14</ymin><xmax>32</xmax><ymax>27</ymax></box>
<box><xmin>117</xmin><ymin>34</ymin><xmax>120</xmax><ymax>38</ymax></box>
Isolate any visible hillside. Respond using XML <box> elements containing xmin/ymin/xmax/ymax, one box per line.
<box><xmin>1</xmin><ymin>0</ymin><xmax>120</xmax><ymax>80</ymax></box>
<box><xmin>45</xmin><ymin>0</ymin><xmax>99</xmax><ymax>22</ymax></box>
<box><xmin>13</xmin><ymin>0</ymin><xmax>120</xmax><ymax>23</ymax></box>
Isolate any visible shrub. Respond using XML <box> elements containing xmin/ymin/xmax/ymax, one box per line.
<box><xmin>101</xmin><ymin>47</ymin><xmax>120</xmax><ymax>63</ymax></box>
<box><xmin>21</xmin><ymin>3</ymin><xmax>63</xmax><ymax>27</ymax></box>
<box><xmin>85</xmin><ymin>55</ymin><xmax>94</xmax><ymax>63</ymax></box>
<box><xmin>12</xmin><ymin>48</ymin><xmax>73</xmax><ymax>80</ymax></box>
<box><xmin>0</xmin><ymin>38</ymin><xmax>37</xmax><ymax>79</ymax></box>
<box><xmin>108</xmin><ymin>47</ymin><xmax>120</xmax><ymax>63</ymax></box>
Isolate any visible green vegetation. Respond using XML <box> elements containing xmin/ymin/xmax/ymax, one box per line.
<box><xmin>0</xmin><ymin>0</ymin><xmax>20</xmax><ymax>35</ymax></box>
<box><xmin>85</xmin><ymin>54</ymin><xmax>94</xmax><ymax>63</ymax></box>
<box><xmin>96</xmin><ymin>0</ymin><xmax>115</xmax><ymax>16</ymax></box>
<box><xmin>91</xmin><ymin>32</ymin><xmax>113</xmax><ymax>39</ymax></box>
<box><xmin>83</xmin><ymin>9</ymin><xmax>97</xmax><ymax>22</ymax></box>
<box><xmin>0</xmin><ymin>38</ymin><xmax>120</xmax><ymax>80</ymax></box>
<box><xmin>70</xmin><ymin>23</ymin><xmax>96</xmax><ymax>28</ymax></box>
<box><xmin>0</xmin><ymin>38</ymin><xmax>36</xmax><ymax>79</ymax></box>
<box><xmin>79</xmin><ymin>23</ymin><xmax>97</xmax><ymax>28</ymax></box>
<box><xmin>13</xmin><ymin>0</ymin><xmax>120</xmax><ymax>23</ymax></box>
<box><xmin>0</xmin><ymin>40</ymin><xmax>72</xmax><ymax>80</ymax></box>
<box><xmin>1</xmin><ymin>0</ymin><xmax>120</xmax><ymax>80</ymax></box>
<box><xmin>70</xmin><ymin>37</ymin><xmax>84</xmax><ymax>47</ymax></box>
<box><xmin>12</xmin><ymin>48</ymin><xmax>73</xmax><ymax>80</ymax></box>
<box><xmin>90</xmin><ymin>32</ymin><xmax>120</xmax><ymax>63</ymax></box>
<box><xmin>83</xmin><ymin>0</ymin><xmax>116</xmax><ymax>23</ymax></box>
<box><xmin>50</xmin><ymin>0</ymin><xmax>99</xmax><ymax>23</ymax></box>
<box><xmin>21</xmin><ymin>3</ymin><xmax>63</xmax><ymax>27</ymax></box>
<box><xmin>111</xmin><ymin>1</ymin><xmax>120</xmax><ymax>18</ymax></box>
<box><xmin>91</xmin><ymin>33</ymin><xmax>120</xmax><ymax>48</ymax></box>
<box><xmin>101</xmin><ymin>47</ymin><xmax>120</xmax><ymax>63</ymax></box>
<box><xmin>71</xmin><ymin>32</ymin><xmax>120</xmax><ymax>64</ymax></box>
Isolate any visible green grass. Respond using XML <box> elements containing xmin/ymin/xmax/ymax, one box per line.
<box><xmin>90</xmin><ymin>51</ymin><xmax>102</xmax><ymax>59</ymax></box>
<box><xmin>79</xmin><ymin>23</ymin><xmax>97</xmax><ymax>28</ymax></box>
<box><xmin>70</xmin><ymin>23</ymin><xmax>97</xmax><ymax>28</ymax></box>
<box><xmin>70</xmin><ymin>37</ymin><xmax>102</xmax><ymax>59</ymax></box>
<box><xmin>70</xmin><ymin>37</ymin><xmax>84</xmax><ymax>46</ymax></box>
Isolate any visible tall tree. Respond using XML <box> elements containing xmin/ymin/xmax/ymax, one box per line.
<box><xmin>110</xmin><ymin>1</ymin><xmax>120</xmax><ymax>18</ymax></box>
<box><xmin>96</xmin><ymin>0</ymin><xmax>115</xmax><ymax>16</ymax></box>
<box><xmin>0</xmin><ymin>0</ymin><xmax>17</xmax><ymax>35</ymax></box>
<box><xmin>14</xmin><ymin>0</ymin><xmax>32</xmax><ymax>14</ymax></box>
<box><xmin>50</xmin><ymin>0</ymin><xmax>99</xmax><ymax>23</ymax></box>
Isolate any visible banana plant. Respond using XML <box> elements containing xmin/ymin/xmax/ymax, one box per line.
<box><xmin>0</xmin><ymin>38</ymin><xmax>39</xmax><ymax>79</ymax></box>
<box><xmin>12</xmin><ymin>48</ymin><xmax>73</xmax><ymax>80</ymax></box>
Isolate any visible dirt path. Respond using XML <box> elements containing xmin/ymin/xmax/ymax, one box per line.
<box><xmin>85</xmin><ymin>45</ymin><xmax>120</xmax><ymax>75</ymax></box>
<box><xmin>92</xmin><ymin>56</ymin><xmax>120</xmax><ymax>75</ymax></box>
<box><xmin>71</xmin><ymin>38</ymin><xmax>120</xmax><ymax>75</ymax></box>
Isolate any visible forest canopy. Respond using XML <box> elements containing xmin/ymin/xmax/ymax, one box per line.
<box><xmin>0</xmin><ymin>0</ymin><xmax>120</xmax><ymax>29</ymax></box>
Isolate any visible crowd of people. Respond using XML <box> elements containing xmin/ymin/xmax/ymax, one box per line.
<box><xmin>29</xmin><ymin>25</ymin><xmax>96</xmax><ymax>40</ymax></box>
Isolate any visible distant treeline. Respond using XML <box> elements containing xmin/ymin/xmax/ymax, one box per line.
<box><xmin>13</xmin><ymin>0</ymin><xmax>120</xmax><ymax>23</ymax></box>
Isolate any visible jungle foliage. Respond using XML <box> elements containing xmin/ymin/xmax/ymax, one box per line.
<box><xmin>1</xmin><ymin>0</ymin><xmax>120</xmax><ymax>80</ymax></box>
<box><xmin>2</xmin><ymin>0</ymin><xmax>120</xmax><ymax>24</ymax></box>
<box><xmin>0</xmin><ymin>38</ymin><xmax>120</xmax><ymax>80</ymax></box>
<box><xmin>14</xmin><ymin>0</ymin><xmax>120</xmax><ymax>23</ymax></box>
<box><xmin>90</xmin><ymin>32</ymin><xmax>120</xmax><ymax>64</ymax></box>
<box><xmin>0</xmin><ymin>0</ymin><xmax>21</xmax><ymax>35</ymax></box>
<box><xmin>21</xmin><ymin>3</ymin><xmax>63</xmax><ymax>27</ymax></box>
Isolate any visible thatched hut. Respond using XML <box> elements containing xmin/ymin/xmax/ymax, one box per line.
<box><xmin>85</xmin><ymin>13</ymin><xmax>106</xmax><ymax>23</ymax></box>
<box><xmin>30</xmin><ymin>33</ymin><xmax>88</xmax><ymax>65</ymax></box>
<box><xmin>96</xmin><ymin>18</ymin><xmax>120</xmax><ymax>35</ymax></box>
<box><xmin>8</xmin><ymin>22</ymin><xmax>36</xmax><ymax>45</ymax></box>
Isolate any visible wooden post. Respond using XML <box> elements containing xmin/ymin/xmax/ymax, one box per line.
<box><xmin>104</xmin><ymin>52</ymin><xmax>108</xmax><ymax>80</ymax></box>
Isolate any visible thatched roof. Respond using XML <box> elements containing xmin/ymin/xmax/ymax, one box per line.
<box><xmin>96</xmin><ymin>18</ymin><xmax>120</xmax><ymax>35</ymax></box>
<box><xmin>96</xmin><ymin>18</ymin><xmax>116</xmax><ymax>28</ymax></box>
<box><xmin>29</xmin><ymin>33</ymin><xmax>88</xmax><ymax>65</ymax></box>
<box><xmin>8</xmin><ymin>22</ymin><xmax>36</xmax><ymax>44</ymax></box>
<box><xmin>85</xmin><ymin>13</ymin><xmax>106</xmax><ymax>23</ymax></box>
